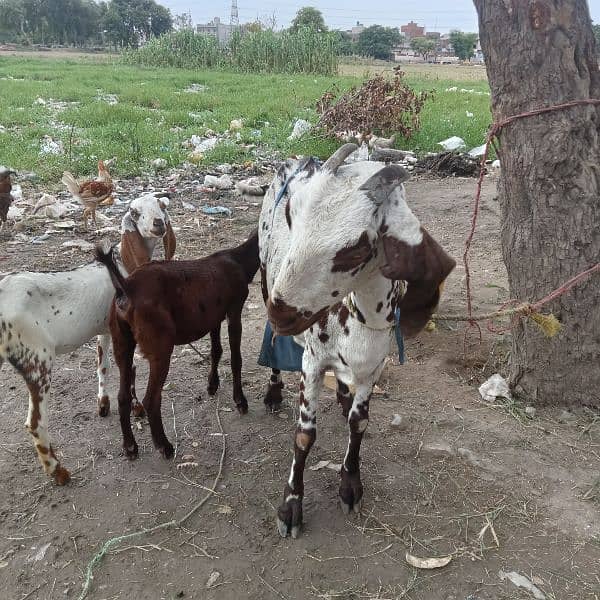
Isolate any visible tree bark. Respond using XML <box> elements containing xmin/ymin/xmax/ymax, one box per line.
<box><xmin>473</xmin><ymin>0</ymin><xmax>600</xmax><ymax>406</ymax></box>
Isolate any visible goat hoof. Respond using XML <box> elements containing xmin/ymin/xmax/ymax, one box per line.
<box><xmin>98</xmin><ymin>396</ymin><xmax>110</xmax><ymax>417</ymax></box>
<box><xmin>264</xmin><ymin>383</ymin><xmax>284</xmax><ymax>412</ymax></box>
<box><xmin>207</xmin><ymin>377</ymin><xmax>220</xmax><ymax>396</ymax></box>
<box><xmin>124</xmin><ymin>442</ymin><xmax>139</xmax><ymax>460</ymax></box>
<box><xmin>53</xmin><ymin>466</ymin><xmax>71</xmax><ymax>486</ymax></box>
<box><xmin>277</xmin><ymin>488</ymin><xmax>303</xmax><ymax>538</ymax></box>
<box><xmin>339</xmin><ymin>469</ymin><xmax>364</xmax><ymax>514</ymax></box>
<box><xmin>131</xmin><ymin>402</ymin><xmax>146</xmax><ymax>418</ymax></box>
<box><xmin>160</xmin><ymin>443</ymin><xmax>174</xmax><ymax>459</ymax></box>
<box><xmin>235</xmin><ymin>395</ymin><xmax>249</xmax><ymax>415</ymax></box>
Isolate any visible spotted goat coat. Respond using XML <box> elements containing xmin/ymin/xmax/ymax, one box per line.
<box><xmin>258</xmin><ymin>145</ymin><xmax>456</xmax><ymax>537</ymax></box>
<box><xmin>0</xmin><ymin>192</ymin><xmax>176</xmax><ymax>484</ymax></box>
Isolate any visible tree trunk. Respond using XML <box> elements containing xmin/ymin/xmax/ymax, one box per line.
<box><xmin>473</xmin><ymin>0</ymin><xmax>600</xmax><ymax>406</ymax></box>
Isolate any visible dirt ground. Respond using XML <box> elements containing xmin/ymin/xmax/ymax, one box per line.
<box><xmin>0</xmin><ymin>169</ymin><xmax>599</xmax><ymax>600</ymax></box>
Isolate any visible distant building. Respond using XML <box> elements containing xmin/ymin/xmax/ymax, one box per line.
<box><xmin>196</xmin><ymin>17</ymin><xmax>233</xmax><ymax>45</ymax></box>
<box><xmin>346</xmin><ymin>21</ymin><xmax>365</xmax><ymax>42</ymax></box>
<box><xmin>400</xmin><ymin>21</ymin><xmax>425</xmax><ymax>40</ymax></box>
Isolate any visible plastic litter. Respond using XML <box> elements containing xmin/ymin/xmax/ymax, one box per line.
<box><xmin>478</xmin><ymin>373</ymin><xmax>512</xmax><ymax>402</ymax></box>
<box><xmin>499</xmin><ymin>571</ymin><xmax>546</xmax><ymax>599</ymax></box>
<box><xmin>151</xmin><ymin>158</ymin><xmax>167</xmax><ymax>170</ymax></box>
<box><xmin>204</xmin><ymin>174</ymin><xmax>233</xmax><ymax>189</ymax></box>
<box><xmin>40</xmin><ymin>136</ymin><xmax>64</xmax><ymax>155</ymax></box>
<box><xmin>229</xmin><ymin>119</ymin><xmax>243</xmax><ymax>131</ymax></box>
<box><xmin>201</xmin><ymin>206</ymin><xmax>232</xmax><ymax>216</ymax></box>
<box><xmin>438</xmin><ymin>136</ymin><xmax>466</xmax><ymax>151</ymax></box>
<box><xmin>287</xmin><ymin>119</ymin><xmax>311</xmax><ymax>140</ymax></box>
<box><xmin>468</xmin><ymin>144</ymin><xmax>487</xmax><ymax>158</ymax></box>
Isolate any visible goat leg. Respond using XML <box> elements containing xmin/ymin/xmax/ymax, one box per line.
<box><xmin>339</xmin><ymin>383</ymin><xmax>372</xmax><ymax>514</ymax></box>
<box><xmin>277</xmin><ymin>369</ymin><xmax>320</xmax><ymax>538</ymax></box>
<box><xmin>96</xmin><ymin>334</ymin><xmax>111</xmax><ymax>416</ymax></box>
<box><xmin>206</xmin><ymin>325</ymin><xmax>222</xmax><ymax>397</ymax></box>
<box><xmin>144</xmin><ymin>354</ymin><xmax>174</xmax><ymax>459</ymax></box>
<box><xmin>227</xmin><ymin>308</ymin><xmax>248</xmax><ymax>414</ymax></box>
<box><xmin>264</xmin><ymin>369</ymin><xmax>284</xmax><ymax>413</ymax></box>
<box><xmin>336</xmin><ymin>379</ymin><xmax>353</xmax><ymax>419</ymax></box>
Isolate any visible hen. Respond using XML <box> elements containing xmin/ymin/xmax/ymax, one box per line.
<box><xmin>62</xmin><ymin>160</ymin><xmax>114</xmax><ymax>229</ymax></box>
<box><xmin>0</xmin><ymin>167</ymin><xmax>15</xmax><ymax>232</ymax></box>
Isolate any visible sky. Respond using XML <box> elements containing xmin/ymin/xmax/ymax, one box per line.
<box><xmin>160</xmin><ymin>0</ymin><xmax>600</xmax><ymax>33</ymax></box>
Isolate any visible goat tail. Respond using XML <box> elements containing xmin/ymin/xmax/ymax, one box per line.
<box><xmin>95</xmin><ymin>242</ymin><xmax>129</xmax><ymax>299</ymax></box>
<box><xmin>61</xmin><ymin>171</ymin><xmax>80</xmax><ymax>196</ymax></box>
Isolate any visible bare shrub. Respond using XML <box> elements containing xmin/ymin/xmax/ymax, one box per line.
<box><xmin>316</xmin><ymin>67</ymin><xmax>432</xmax><ymax>139</ymax></box>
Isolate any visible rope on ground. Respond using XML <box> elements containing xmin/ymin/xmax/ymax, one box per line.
<box><xmin>77</xmin><ymin>398</ymin><xmax>227</xmax><ymax>600</ymax></box>
<box><xmin>461</xmin><ymin>98</ymin><xmax>600</xmax><ymax>347</ymax></box>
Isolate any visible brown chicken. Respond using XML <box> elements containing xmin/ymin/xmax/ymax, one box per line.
<box><xmin>62</xmin><ymin>160</ymin><xmax>114</xmax><ymax>229</ymax></box>
<box><xmin>0</xmin><ymin>167</ymin><xmax>15</xmax><ymax>232</ymax></box>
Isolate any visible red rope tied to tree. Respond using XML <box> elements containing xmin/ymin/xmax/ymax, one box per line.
<box><xmin>461</xmin><ymin>98</ymin><xmax>600</xmax><ymax>348</ymax></box>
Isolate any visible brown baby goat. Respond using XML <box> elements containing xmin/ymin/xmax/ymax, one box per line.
<box><xmin>95</xmin><ymin>229</ymin><xmax>259</xmax><ymax>460</ymax></box>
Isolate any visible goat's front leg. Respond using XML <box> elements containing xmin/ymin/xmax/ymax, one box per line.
<box><xmin>339</xmin><ymin>381</ymin><xmax>374</xmax><ymax>514</ymax></box>
<box><xmin>206</xmin><ymin>324</ymin><xmax>222</xmax><ymax>397</ymax></box>
<box><xmin>264</xmin><ymin>369</ymin><xmax>284</xmax><ymax>412</ymax></box>
<box><xmin>96</xmin><ymin>334</ymin><xmax>111</xmax><ymax>416</ymax></box>
<box><xmin>277</xmin><ymin>369</ymin><xmax>321</xmax><ymax>538</ymax></box>
<box><xmin>227</xmin><ymin>308</ymin><xmax>248</xmax><ymax>414</ymax></box>
<box><xmin>144</xmin><ymin>353</ymin><xmax>174</xmax><ymax>458</ymax></box>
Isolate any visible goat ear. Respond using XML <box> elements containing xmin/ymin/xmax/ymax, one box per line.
<box><xmin>120</xmin><ymin>229</ymin><xmax>151</xmax><ymax>272</ymax></box>
<box><xmin>157</xmin><ymin>196</ymin><xmax>170</xmax><ymax>210</ymax></box>
<box><xmin>359</xmin><ymin>164</ymin><xmax>410</xmax><ymax>206</ymax></box>
<box><xmin>381</xmin><ymin>228</ymin><xmax>456</xmax><ymax>338</ymax></box>
<box><xmin>163</xmin><ymin>222</ymin><xmax>176</xmax><ymax>260</ymax></box>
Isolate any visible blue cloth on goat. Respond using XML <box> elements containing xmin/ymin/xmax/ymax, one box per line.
<box><xmin>257</xmin><ymin>320</ymin><xmax>304</xmax><ymax>371</ymax></box>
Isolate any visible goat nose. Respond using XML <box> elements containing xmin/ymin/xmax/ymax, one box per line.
<box><xmin>153</xmin><ymin>218</ymin><xmax>166</xmax><ymax>234</ymax></box>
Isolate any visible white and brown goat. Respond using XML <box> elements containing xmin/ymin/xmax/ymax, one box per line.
<box><xmin>259</xmin><ymin>144</ymin><xmax>456</xmax><ymax>537</ymax></box>
<box><xmin>0</xmin><ymin>192</ymin><xmax>175</xmax><ymax>484</ymax></box>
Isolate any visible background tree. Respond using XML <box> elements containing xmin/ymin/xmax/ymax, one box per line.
<box><xmin>289</xmin><ymin>6</ymin><xmax>327</xmax><ymax>33</ymax></box>
<box><xmin>449</xmin><ymin>30</ymin><xmax>478</xmax><ymax>60</ymax></box>
<box><xmin>593</xmin><ymin>23</ymin><xmax>600</xmax><ymax>47</ymax></box>
<box><xmin>410</xmin><ymin>36</ymin><xmax>436</xmax><ymax>61</ymax></box>
<box><xmin>357</xmin><ymin>25</ymin><xmax>401</xmax><ymax>60</ymax></box>
<box><xmin>472</xmin><ymin>0</ymin><xmax>600</xmax><ymax>406</ymax></box>
<box><xmin>173</xmin><ymin>12</ymin><xmax>193</xmax><ymax>31</ymax></box>
<box><xmin>332</xmin><ymin>30</ymin><xmax>354</xmax><ymax>55</ymax></box>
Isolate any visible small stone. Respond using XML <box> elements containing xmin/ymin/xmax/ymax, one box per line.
<box><xmin>206</xmin><ymin>571</ymin><xmax>221</xmax><ymax>588</ymax></box>
<box><xmin>390</xmin><ymin>414</ymin><xmax>408</xmax><ymax>430</ymax></box>
<box><xmin>278</xmin><ymin>412</ymin><xmax>289</xmax><ymax>419</ymax></box>
<box><xmin>181</xmin><ymin>454</ymin><xmax>195</xmax><ymax>461</ymax></box>
<box><xmin>192</xmin><ymin>441</ymin><xmax>199</xmax><ymax>448</ymax></box>
<box><xmin>422</xmin><ymin>440</ymin><xmax>454</xmax><ymax>458</ymax></box>
<box><xmin>525</xmin><ymin>406</ymin><xmax>536</xmax><ymax>418</ymax></box>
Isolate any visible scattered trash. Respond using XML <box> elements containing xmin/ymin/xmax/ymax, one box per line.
<box><xmin>235</xmin><ymin>178</ymin><xmax>267</xmax><ymax>196</ymax></box>
<box><xmin>405</xmin><ymin>552</ymin><xmax>452</xmax><ymax>570</ymax></box>
<box><xmin>96</xmin><ymin>91</ymin><xmax>119</xmax><ymax>105</ymax></box>
<box><xmin>28</xmin><ymin>542</ymin><xmax>51</xmax><ymax>563</ymax></box>
<box><xmin>10</xmin><ymin>183</ymin><xmax>23</xmax><ymax>202</ymax></box>
<box><xmin>438</xmin><ymin>136</ymin><xmax>466</xmax><ymax>151</ymax></box>
<box><xmin>183</xmin><ymin>83</ymin><xmax>208</xmax><ymax>93</ymax></box>
<box><xmin>287</xmin><ymin>119</ymin><xmax>311</xmax><ymax>140</ymax></box>
<box><xmin>186</xmin><ymin>135</ymin><xmax>220</xmax><ymax>153</ymax></box>
<box><xmin>215</xmin><ymin>163</ymin><xmax>232</xmax><ymax>174</ymax></box>
<box><xmin>205</xmin><ymin>571</ymin><xmax>221</xmax><ymax>589</ymax></box>
<box><xmin>40</xmin><ymin>136</ymin><xmax>64</xmax><ymax>155</ymax></box>
<box><xmin>499</xmin><ymin>571</ymin><xmax>546</xmax><ymax>599</ymax></box>
<box><xmin>309</xmin><ymin>460</ymin><xmax>342</xmax><ymax>472</ymax></box>
<box><xmin>468</xmin><ymin>144</ymin><xmax>487</xmax><ymax>158</ymax></box>
<box><xmin>479</xmin><ymin>374</ymin><xmax>512</xmax><ymax>402</ymax></box>
<box><xmin>30</xmin><ymin>233</ymin><xmax>51</xmax><ymax>244</ymax></box>
<box><xmin>229</xmin><ymin>119</ymin><xmax>243</xmax><ymax>131</ymax></box>
<box><xmin>369</xmin><ymin>134</ymin><xmax>396</xmax><ymax>149</ymax></box>
<box><xmin>6</xmin><ymin>205</ymin><xmax>24</xmax><ymax>220</ymax></box>
<box><xmin>390</xmin><ymin>414</ymin><xmax>408</xmax><ymax>430</ymax></box>
<box><xmin>62</xmin><ymin>239</ymin><xmax>94</xmax><ymax>251</ymax></box>
<box><xmin>201</xmin><ymin>205</ymin><xmax>232</xmax><ymax>217</ymax></box>
<box><xmin>466</xmin><ymin>111</ymin><xmax>474</xmax><ymax>118</ymax></box>
<box><xmin>525</xmin><ymin>406</ymin><xmax>536</xmax><ymax>418</ymax></box>
<box><xmin>421</xmin><ymin>440</ymin><xmax>455</xmax><ymax>458</ymax></box>
<box><xmin>181</xmin><ymin>454</ymin><xmax>195</xmax><ymax>461</ymax></box>
<box><xmin>217</xmin><ymin>505</ymin><xmax>233</xmax><ymax>514</ymax></box>
<box><xmin>151</xmin><ymin>158</ymin><xmax>168</xmax><ymax>170</ymax></box>
<box><xmin>188</xmin><ymin>150</ymin><xmax>204</xmax><ymax>164</ymax></box>
<box><xmin>204</xmin><ymin>174</ymin><xmax>234</xmax><ymax>190</ymax></box>
<box><xmin>182</xmin><ymin>201</ymin><xmax>196</xmax><ymax>211</ymax></box>
<box><xmin>32</xmin><ymin>194</ymin><xmax>76</xmax><ymax>219</ymax></box>
<box><xmin>415</xmin><ymin>151</ymin><xmax>480</xmax><ymax>177</ymax></box>
<box><xmin>491</xmin><ymin>159</ymin><xmax>501</xmax><ymax>171</ymax></box>
<box><xmin>348</xmin><ymin>142</ymin><xmax>369</xmax><ymax>163</ymax></box>
<box><xmin>52</xmin><ymin>220</ymin><xmax>77</xmax><ymax>229</ymax></box>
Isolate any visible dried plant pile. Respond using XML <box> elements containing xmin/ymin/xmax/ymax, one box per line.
<box><xmin>316</xmin><ymin>67</ymin><xmax>432</xmax><ymax>139</ymax></box>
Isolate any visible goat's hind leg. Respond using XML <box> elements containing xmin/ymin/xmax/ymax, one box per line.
<box><xmin>96</xmin><ymin>334</ymin><xmax>111</xmax><ymax>416</ymax></box>
<box><xmin>339</xmin><ymin>382</ymin><xmax>373</xmax><ymax>515</ymax></box>
<box><xmin>111</xmin><ymin>316</ymin><xmax>138</xmax><ymax>458</ymax></box>
<box><xmin>144</xmin><ymin>353</ymin><xmax>174</xmax><ymax>458</ymax></box>
<box><xmin>336</xmin><ymin>379</ymin><xmax>353</xmax><ymax>419</ymax></box>
<box><xmin>227</xmin><ymin>307</ymin><xmax>248</xmax><ymax>414</ymax></box>
<box><xmin>23</xmin><ymin>353</ymin><xmax>71</xmax><ymax>485</ymax></box>
<box><xmin>206</xmin><ymin>325</ymin><xmax>222</xmax><ymax>397</ymax></box>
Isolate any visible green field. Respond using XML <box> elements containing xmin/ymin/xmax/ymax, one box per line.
<box><xmin>0</xmin><ymin>56</ymin><xmax>492</xmax><ymax>181</ymax></box>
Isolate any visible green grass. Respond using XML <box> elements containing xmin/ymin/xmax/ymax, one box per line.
<box><xmin>0</xmin><ymin>56</ymin><xmax>492</xmax><ymax>182</ymax></box>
